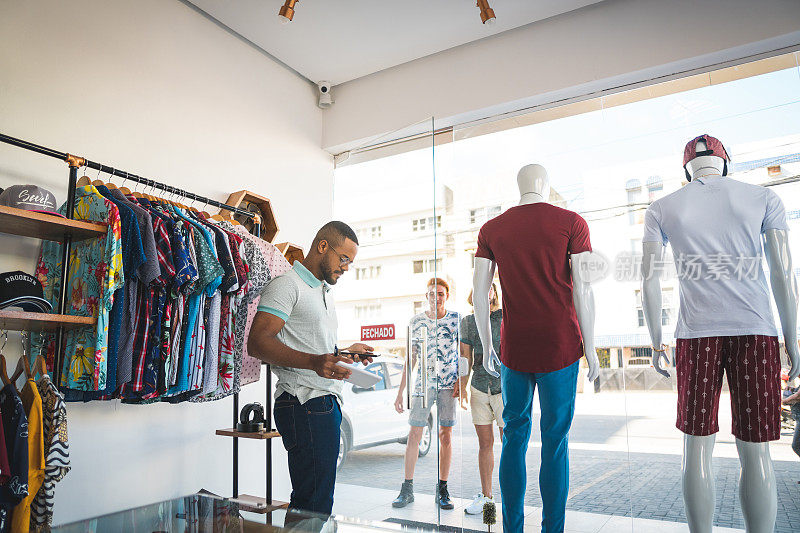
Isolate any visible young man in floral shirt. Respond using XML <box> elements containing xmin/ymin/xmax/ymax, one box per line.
<box><xmin>393</xmin><ymin>277</ymin><xmax>462</xmax><ymax>510</ymax></box>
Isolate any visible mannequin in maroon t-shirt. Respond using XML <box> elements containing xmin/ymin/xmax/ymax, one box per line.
<box><xmin>473</xmin><ymin>164</ymin><xmax>599</xmax><ymax>378</ymax></box>
<box><xmin>472</xmin><ymin>163</ymin><xmax>598</xmax><ymax>533</ymax></box>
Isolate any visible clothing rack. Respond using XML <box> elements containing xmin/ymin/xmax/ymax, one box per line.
<box><xmin>0</xmin><ymin>133</ymin><xmax>258</xmax><ymax>219</ymax></box>
<box><xmin>0</xmin><ymin>132</ymin><xmax>277</xmax><ymax>510</ymax></box>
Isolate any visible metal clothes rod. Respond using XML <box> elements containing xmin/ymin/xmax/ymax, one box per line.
<box><xmin>0</xmin><ymin>132</ymin><xmax>256</xmax><ymax>219</ymax></box>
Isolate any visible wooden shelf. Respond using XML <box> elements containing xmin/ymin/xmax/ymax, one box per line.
<box><xmin>216</xmin><ymin>428</ymin><xmax>280</xmax><ymax>440</ymax></box>
<box><xmin>233</xmin><ymin>494</ymin><xmax>289</xmax><ymax>514</ymax></box>
<box><xmin>223</xmin><ymin>190</ymin><xmax>279</xmax><ymax>243</ymax></box>
<box><xmin>0</xmin><ymin>205</ymin><xmax>107</xmax><ymax>242</ymax></box>
<box><xmin>0</xmin><ymin>310</ymin><xmax>96</xmax><ymax>332</ymax></box>
<box><xmin>274</xmin><ymin>242</ymin><xmax>304</xmax><ymax>264</ymax></box>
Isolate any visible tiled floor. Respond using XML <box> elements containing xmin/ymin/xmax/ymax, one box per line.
<box><xmin>332</xmin><ymin>483</ymin><xmax>745</xmax><ymax>533</ymax></box>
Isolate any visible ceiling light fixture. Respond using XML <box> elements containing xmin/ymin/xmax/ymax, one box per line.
<box><xmin>278</xmin><ymin>0</ymin><xmax>298</xmax><ymax>24</ymax></box>
<box><xmin>476</xmin><ymin>0</ymin><xmax>496</xmax><ymax>25</ymax></box>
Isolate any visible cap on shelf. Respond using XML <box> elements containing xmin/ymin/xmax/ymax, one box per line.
<box><xmin>0</xmin><ymin>271</ymin><xmax>52</xmax><ymax>313</ymax></box>
<box><xmin>0</xmin><ymin>185</ymin><xmax>64</xmax><ymax>218</ymax></box>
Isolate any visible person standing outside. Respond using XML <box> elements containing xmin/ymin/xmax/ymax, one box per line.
<box><xmin>784</xmin><ymin>381</ymin><xmax>800</xmax><ymax>465</ymax></box>
<box><xmin>393</xmin><ymin>278</ymin><xmax>461</xmax><ymax>510</ymax></box>
<box><xmin>247</xmin><ymin>221</ymin><xmax>373</xmax><ymax>515</ymax></box>
<box><xmin>460</xmin><ymin>284</ymin><xmax>503</xmax><ymax>515</ymax></box>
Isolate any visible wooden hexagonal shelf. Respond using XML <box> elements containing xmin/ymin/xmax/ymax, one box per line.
<box><xmin>222</xmin><ymin>190</ymin><xmax>279</xmax><ymax>242</ymax></box>
<box><xmin>275</xmin><ymin>242</ymin><xmax>305</xmax><ymax>264</ymax></box>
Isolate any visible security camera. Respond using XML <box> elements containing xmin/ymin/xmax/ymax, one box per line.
<box><xmin>317</xmin><ymin>81</ymin><xmax>333</xmax><ymax>109</ymax></box>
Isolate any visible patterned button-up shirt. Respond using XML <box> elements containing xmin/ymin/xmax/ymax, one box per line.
<box><xmin>34</xmin><ymin>185</ymin><xmax>124</xmax><ymax>391</ymax></box>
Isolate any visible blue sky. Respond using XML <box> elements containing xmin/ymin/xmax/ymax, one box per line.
<box><xmin>336</xmin><ymin>65</ymin><xmax>800</xmax><ymax>220</ymax></box>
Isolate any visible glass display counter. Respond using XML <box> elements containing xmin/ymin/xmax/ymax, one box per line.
<box><xmin>52</xmin><ymin>492</ymin><xmax>415</xmax><ymax>533</ymax></box>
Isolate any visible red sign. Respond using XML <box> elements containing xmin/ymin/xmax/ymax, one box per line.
<box><xmin>361</xmin><ymin>324</ymin><xmax>395</xmax><ymax>341</ymax></box>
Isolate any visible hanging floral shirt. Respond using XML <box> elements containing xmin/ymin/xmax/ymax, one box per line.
<box><xmin>35</xmin><ymin>185</ymin><xmax>124</xmax><ymax>391</ymax></box>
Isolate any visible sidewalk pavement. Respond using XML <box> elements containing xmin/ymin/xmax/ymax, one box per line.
<box><xmin>334</xmin><ymin>392</ymin><xmax>799</xmax><ymax>532</ymax></box>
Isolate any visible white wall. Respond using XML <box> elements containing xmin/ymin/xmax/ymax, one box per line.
<box><xmin>323</xmin><ymin>0</ymin><xmax>800</xmax><ymax>153</ymax></box>
<box><xmin>0</xmin><ymin>0</ymin><xmax>332</xmax><ymax>525</ymax></box>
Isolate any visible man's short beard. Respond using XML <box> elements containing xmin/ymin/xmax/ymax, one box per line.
<box><xmin>322</xmin><ymin>264</ymin><xmax>340</xmax><ymax>284</ymax></box>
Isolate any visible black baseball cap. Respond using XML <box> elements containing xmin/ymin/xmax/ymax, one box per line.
<box><xmin>0</xmin><ymin>271</ymin><xmax>52</xmax><ymax>313</ymax></box>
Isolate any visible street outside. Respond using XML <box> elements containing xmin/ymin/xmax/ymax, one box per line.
<box><xmin>336</xmin><ymin>391</ymin><xmax>800</xmax><ymax>533</ymax></box>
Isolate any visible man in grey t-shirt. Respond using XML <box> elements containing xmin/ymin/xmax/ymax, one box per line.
<box><xmin>460</xmin><ymin>283</ymin><xmax>503</xmax><ymax>515</ymax></box>
<box><xmin>248</xmin><ymin>221</ymin><xmax>374</xmax><ymax>516</ymax></box>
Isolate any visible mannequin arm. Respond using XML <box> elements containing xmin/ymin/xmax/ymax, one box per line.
<box><xmin>642</xmin><ymin>241</ymin><xmax>669</xmax><ymax>377</ymax></box>
<box><xmin>763</xmin><ymin>229</ymin><xmax>800</xmax><ymax>380</ymax></box>
<box><xmin>571</xmin><ymin>252</ymin><xmax>599</xmax><ymax>381</ymax></box>
<box><xmin>473</xmin><ymin>257</ymin><xmax>501</xmax><ymax>378</ymax></box>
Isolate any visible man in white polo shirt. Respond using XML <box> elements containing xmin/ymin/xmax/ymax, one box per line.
<box><xmin>247</xmin><ymin>221</ymin><xmax>373</xmax><ymax>515</ymax></box>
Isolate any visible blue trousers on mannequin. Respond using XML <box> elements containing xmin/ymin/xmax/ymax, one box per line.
<box><xmin>500</xmin><ymin>361</ymin><xmax>579</xmax><ymax>533</ymax></box>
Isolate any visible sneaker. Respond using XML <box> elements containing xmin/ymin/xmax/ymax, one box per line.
<box><xmin>436</xmin><ymin>481</ymin><xmax>454</xmax><ymax>510</ymax></box>
<box><xmin>464</xmin><ymin>493</ymin><xmax>493</xmax><ymax>515</ymax></box>
<box><xmin>392</xmin><ymin>481</ymin><xmax>414</xmax><ymax>508</ymax></box>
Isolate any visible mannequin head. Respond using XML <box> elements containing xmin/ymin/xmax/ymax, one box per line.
<box><xmin>426</xmin><ymin>277</ymin><xmax>449</xmax><ymax>317</ymax></box>
<box><xmin>517</xmin><ymin>164</ymin><xmax>550</xmax><ymax>203</ymax></box>
<box><xmin>683</xmin><ymin>135</ymin><xmax>729</xmax><ymax>181</ymax></box>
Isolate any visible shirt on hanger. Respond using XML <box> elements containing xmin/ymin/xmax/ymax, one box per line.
<box><xmin>140</xmin><ymin>210</ymin><xmax>176</xmax><ymax>398</ymax></box>
<box><xmin>191</xmin><ymin>221</ymin><xmax>264</xmax><ymax>401</ymax></box>
<box><xmin>201</xmin><ymin>292</ymin><xmax>222</xmax><ymax>395</ymax></box>
<box><xmin>113</xmin><ymin>192</ymin><xmax>160</xmax><ymax>389</ymax></box>
<box><xmin>241</xmin><ymin>234</ymin><xmax>290</xmax><ymax>387</ymax></box>
<box><xmin>0</xmin><ymin>418</ymin><xmax>10</xmax><ymax>487</ymax></box>
<box><xmin>167</xmin><ymin>220</ymin><xmax>199</xmax><ymax>390</ymax></box>
<box><xmin>0</xmin><ymin>384</ymin><xmax>28</xmax><ymax>533</ymax></box>
<box><xmin>11</xmin><ymin>380</ymin><xmax>44</xmax><ymax>533</ymax></box>
<box><xmin>31</xmin><ymin>375</ymin><xmax>69</xmax><ymax>529</ymax></box>
<box><xmin>191</xmin><ymin>223</ymin><xmax>248</xmax><ymax>399</ymax></box>
<box><xmin>34</xmin><ymin>185</ymin><xmax>124</xmax><ymax>390</ymax></box>
<box><xmin>229</xmin><ymin>223</ymin><xmax>274</xmax><ymax>392</ymax></box>
<box><xmin>79</xmin><ymin>185</ymin><xmax>146</xmax><ymax>402</ymax></box>
<box><xmin>475</xmin><ymin>203</ymin><xmax>591</xmax><ymax>374</ymax></box>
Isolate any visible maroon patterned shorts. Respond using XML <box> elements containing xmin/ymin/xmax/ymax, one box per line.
<box><xmin>676</xmin><ymin>335</ymin><xmax>781</xmax><ymax>443</ymax></box>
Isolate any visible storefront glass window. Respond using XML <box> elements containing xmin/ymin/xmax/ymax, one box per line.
<box><xmin>332</xmin><ymin>52</ymin><xmax>800</xmax><ymax>532</ymax></box>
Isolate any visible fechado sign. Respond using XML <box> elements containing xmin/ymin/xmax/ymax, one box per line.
<box><xmin>361</xmin><ymin>324</ymin><xmax>395</xmax><ymax>341</ymax></box>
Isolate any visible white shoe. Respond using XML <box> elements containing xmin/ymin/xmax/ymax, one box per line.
<box><xmin>464</xmin><ymin>493</ymin><xmax>494</xmax><ymax>515</ymax></box>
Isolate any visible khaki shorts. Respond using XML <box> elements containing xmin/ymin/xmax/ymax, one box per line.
<box><xmin>470</xmin><ymin>386</ymin><xmax>504</xmax><ymax>427</ymax></box>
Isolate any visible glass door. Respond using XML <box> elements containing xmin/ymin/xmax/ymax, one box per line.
<box><xmin>330</xmin><ymin>118</ymin><xmax>448</xmax><ymax>529</ymax></box>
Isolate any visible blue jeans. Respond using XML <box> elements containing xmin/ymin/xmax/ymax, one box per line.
<box><xmin>273</xmin><ymin>392</ymin><xmax>342</xmax><ymax>515</ymax></box>
<box><xmin>499</xmin><ymin>361</ymin><xmax>579</xmax><ymax>533</ymax></box>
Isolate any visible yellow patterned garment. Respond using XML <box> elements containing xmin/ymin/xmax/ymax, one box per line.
<box><xmin>34</xmin><ymin>185</ymin><xmax>124</xmax><ymax>390</ymax></box>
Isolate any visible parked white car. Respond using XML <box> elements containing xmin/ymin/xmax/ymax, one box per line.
<box><xmin>338</xmin><ymin>359</ymin><xmax>434</xmax><ymax>469</ymax></box>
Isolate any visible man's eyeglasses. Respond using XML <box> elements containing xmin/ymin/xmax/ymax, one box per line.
<box><xmin>326</xmin><ymin>243</ymin><xmax>353</xmax><ymax>266</ymax></box>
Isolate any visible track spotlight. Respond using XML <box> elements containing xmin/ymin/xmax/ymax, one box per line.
<box><xmin>278</xmin><ymin>0</ymin><xmax>298</xmax><ymax>24</ymax></box>
<box><xmin>476</xmin><ymin>0</ymin><xmax>496</xmax><ymax>25</ymax></box>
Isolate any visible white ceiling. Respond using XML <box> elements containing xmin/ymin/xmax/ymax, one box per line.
<box><xmin>187</xmin><ymin>0</ymin><xmax>606</xmax><ymax>85</ymax></box>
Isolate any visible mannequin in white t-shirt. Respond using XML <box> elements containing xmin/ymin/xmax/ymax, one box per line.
<box><xmin>642</xmin><ymin>140</ymin><xmax>800</xmax><ymax>533</ymax></box>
